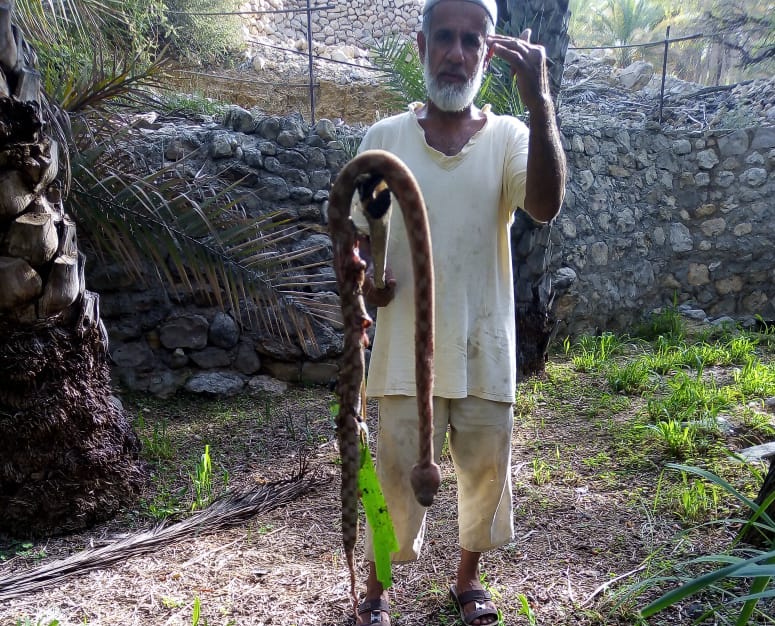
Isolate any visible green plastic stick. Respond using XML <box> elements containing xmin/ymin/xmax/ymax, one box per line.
<box><xmin>358</xmin><ymin>435</ymin><xmax>398</xmax><ymax>589</ymax></box>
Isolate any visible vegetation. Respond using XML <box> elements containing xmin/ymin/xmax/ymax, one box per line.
<box><xmin>570</xmin><ymin>0</ymin><xmax>669</xmax><ymax>65</ymax></box>
<box><xmin>162</xmin><ymin>0</ymin><xmax>245</xmax><ymax>67</ymax></box>
<box><xmin>3</xmin><ymin>311</ymin><xmax>775</xmax><ymax>622</ymax></box>
<box><xmin>3</xmin><ymin>1</ymin><xmax>774</xmax><ymax>622</ymax></box>
<box><xmin>568</xmin><ymin>0</ymin><xmax>774</xmax><ymax>83</ymax></box>
<box><xmin>557</xmin><ymin>308</ymin><xmax>775</xmax><ymax>623</ymax></box>
<box><xmin>17</xmin><ymin>0</ymin><xmax>244</xmax><ymax>91</ymax></box>
<box><xmin>13</xmin><ymin>0</ymin><xmax>326</xmax><ymax>346</ymax></box>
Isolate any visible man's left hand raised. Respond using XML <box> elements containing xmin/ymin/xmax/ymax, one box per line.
<box><xmin>486</xmin><ymin>28</ymin><xmax>552</xmax><ymax>114</ymax></box>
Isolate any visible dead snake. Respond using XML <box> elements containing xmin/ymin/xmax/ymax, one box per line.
<box><xmin>328</xmin><ymin>149</ymin><xmax>441</xmax><ymax>613</ymax></box>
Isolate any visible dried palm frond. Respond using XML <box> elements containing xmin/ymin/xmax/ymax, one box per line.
<box><xmin>69</xmin><ymin>135</ymin><xmax>334</xmax><ymax>349</ymax></box>
<box><xmin>0</xmin><ymin>470</ymin><xmax>320</xmax><ymax>601</ymax></box>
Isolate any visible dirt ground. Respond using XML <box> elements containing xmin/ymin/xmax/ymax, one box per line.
<box><xmin>166</xmin><ymin>66</ymin><xmax>400</xmax><ymax>125</ymax></box>
<box><xmin>2</xmin><ymin>352</ymin><xmax>768</xmax><ymax>626</ymax></box>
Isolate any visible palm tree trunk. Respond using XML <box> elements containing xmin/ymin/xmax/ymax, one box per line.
<box><xmin>0</xmin><ymin>1</ymin><xmax>142</xmax><ymax>537</ymax></box>
<box><xmin>501</xmin><ymin>0</ymin><xmax>570</xmax><ymax>101</ymax></box>
<box><xmin>501</xmin><ymin>0</ymin><xmax>570</xmax><ymax>378</ymax></box>
<box><xmin>741</xmin><ymin>456</ymin><xmax>775</xmax><ymax>547</ymax></box>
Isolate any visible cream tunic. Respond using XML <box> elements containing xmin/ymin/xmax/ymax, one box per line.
<box><xmin>357</xmin><ymin>104</ymin><xmax>529</xmax><ymax>403</ymax></box>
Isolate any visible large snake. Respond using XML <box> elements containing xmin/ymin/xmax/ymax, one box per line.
<box><xmin>328</xmin><ymin>149</ymin><xmax>441</xmax><ymax>613</ymax></box>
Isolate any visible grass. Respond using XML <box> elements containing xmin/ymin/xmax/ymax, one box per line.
<box><xmin>158</xmin><ymin>91</ymin><xmax>227</xmax><ymax>117</ymax></box>
<box><xmin>557</xmin><ymin>307</ymin><xmax>775</xmax><ymax>623</ymax></box>
<box><xmin>1</xmin><ymin>542</ymin><xmax>47</xmax><ymax>563</ymax></box>
<box><xmin>190</xmin><ymin>444</ymin><xmax>214</xmax><ymax>511</ymax></box>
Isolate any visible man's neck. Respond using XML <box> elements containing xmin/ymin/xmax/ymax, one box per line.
<box><xmin>415</xmin><ymin>99</ymin><xmax>488</xmax><ymax>156</ymax></box>
<box><xmin>418</xmin><ymin>99</ymin><xmax>484</xmax><ymax>123</ymax></box>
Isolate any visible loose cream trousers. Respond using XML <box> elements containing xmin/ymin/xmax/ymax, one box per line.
<box><xmin>364</xmin><ymin>395</ymin><xmax>514</xmax><ymax>562</ymax></box>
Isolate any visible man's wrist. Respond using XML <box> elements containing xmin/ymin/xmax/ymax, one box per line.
<box><xmin>526</xmin><ymin>95</ymin><xmax>555</xmax><ymax>124</ymax></box>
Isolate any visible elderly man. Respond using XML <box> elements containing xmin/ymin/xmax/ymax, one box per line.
<box><xmin>354</xmin><ymin>0</ymin><xmax>566</xmax><ymax>624</ymax></box>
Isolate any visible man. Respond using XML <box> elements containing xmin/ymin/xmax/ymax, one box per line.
<box><xmin>353</xmin><ymin>0</ymin><xmax>566</xmax><ymax>624</ymax></box>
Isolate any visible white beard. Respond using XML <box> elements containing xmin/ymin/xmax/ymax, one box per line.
<box><xmin>423</xmin><ymin>56</ymin><xmax>485</xmax><ymax>112</ymax></box>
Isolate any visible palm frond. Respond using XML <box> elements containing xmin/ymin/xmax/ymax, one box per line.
<box><xmin>16</xmin><ymin>0</ymin><xmax>118</xmax><ymax>47</ymax></box>
<box><xmin>15</xmin><ymin>0</ymin><xmax>336</xmax><ymax>355</ymax></box>
<box><xmin>16</xmin><ymin>0</ymin><xmax>169</xmax><ymax>112</ymax></box>
<box><xmin>371</xmin><ymin>34</ymin><xmax>426</xmax><ymax>107</ymax></box>
<box><xmin>57</xmin><ymin>46</ymin><xmax>172</xmax><ymax>112</ymax></box>
<box><xmin>477</xmin><ymin>57</ymin><xmax>525</xmax><ymax>117</ymax></box>
<box><xmin>0</xmin><ymin>470</ymin><xmax>319</xmax><ymax>602</ymax></box>
<box><xmin>70</xmin><ymin>129</ymin><xmax>335</xmax><ymax>351</ymax></box>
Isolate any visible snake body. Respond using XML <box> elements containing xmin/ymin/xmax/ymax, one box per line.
<box><xmin>328</xmin><ymin>149</ymin><xmax>441</xmax><ymax>612</ymax></box>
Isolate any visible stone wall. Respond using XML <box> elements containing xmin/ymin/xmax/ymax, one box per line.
<box><xmin>95</xmin><ymin>109</ymin><xmax>357</xmax><ymax>398</ymax></box>
<box><xmin>242</xmin><ymin>0</ymin><xmax>422</xmax><ymax>57</ymax></box>
<box><xmin>554</xmin><ymin>124</ymin><xmax>775</xmax><ymax>335</ymax></box>
<box><xmin>97</xmin><ymin>108</ymin><xmax>775</xmax><ymax>397</ymax></box>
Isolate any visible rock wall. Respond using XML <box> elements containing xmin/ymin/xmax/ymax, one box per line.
<box><xmin>553</xmin><ymin>125</ymin><xmax>775</xmax><ymax>335</ymax></box>
<box><xmin>96</xmin><ymin>109</ymin><xmax>356</xmax><ymax>398</ymax></box>
<box><xmin>242</xmin><ymin>0</ymin><xmax>422</xmax><ymax>59</ymax></box>
<box><xmin>97</xmin><ymin>108</ymin><xmax>775</xmax><ymax>397</ymax></box>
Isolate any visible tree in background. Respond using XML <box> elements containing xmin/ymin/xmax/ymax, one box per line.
<box><xmin>499</xmin><ymin>0</ymin><xmax>571</xmax><ymax>102</ymax></box>
<box><xmin>16</xmin><ymin>0</ymin><xmax>245</xmax><ymax>94</ymax></box>
<box><xmin>568</xmin><ymin>0</ymin><xmax>774</xmax><ymax>84</ymax></box>
<box><xmin>163</xmin><ymin>0</ymin><xmax>245</xmax><ymax>67</ymax></box>
<box><xmin>702</xmin><ymin>0</ymin><xmax>774</xmax><ymax>82</ymax></box>
<box><xmin>498</xmin><ymin>0</ymin><xmax>571</xmax><ymax>378</ymax></box>
<box><xmin>569</xmin><ymin>0</ymin><xmax>668</xmax><ymax>65</ymax></box>
<box><xmin>650</xmin><ymin>0</ymin><xmax>773</xmax><ymax>84</ymax></box>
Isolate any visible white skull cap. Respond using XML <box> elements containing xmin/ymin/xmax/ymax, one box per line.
<box><xmin>422</xmin><ymin>0</ymin><xmax>498</xmax><ymax>25</ymax></box>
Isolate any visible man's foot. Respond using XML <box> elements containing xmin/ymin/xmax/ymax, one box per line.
<box><xmin>454</xmin><ymin>549</ymin><xmax>499</xmax><ymax>625</ymax></box>
<box><xmin>449</xmin><ymin>584</ymin><xmax>499</xmax><ymax>626</ymax></box>
<box><xmin>356</xmin><ymin>596</ymin><xmax>390</xmax><ymax>625</ymax></box>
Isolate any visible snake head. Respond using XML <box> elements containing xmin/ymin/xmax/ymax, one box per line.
<box><xmin>355</xmin><ymin>173</ymin><xmax>392</xmax><ymax>290</ymax></box>
<box><xmin>410</xmin><ymin>461</ymin><xmax>441</xmax><ymax>507</ymax></box>
<box><xmin>355</xmin><ymin>173</ymin><xmax>391</xmax><ymax>220</ymax></box>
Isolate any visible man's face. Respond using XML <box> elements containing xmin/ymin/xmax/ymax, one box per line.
<box><xmin>419</xmin><ymin>0</ymin><xmax>490</xmax><ymax>112</ymax></box>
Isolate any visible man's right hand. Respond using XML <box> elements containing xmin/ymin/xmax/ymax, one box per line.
<box><xmin>363</xmin><ymin>266</ymin><xmax>396</xmax><ymax>308</ymax></box>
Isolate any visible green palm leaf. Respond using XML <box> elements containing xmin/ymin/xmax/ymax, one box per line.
<box><xmin>370</xmin><ymin>34</ymin><xmax>426</xmax><ymax>107</ymax></box>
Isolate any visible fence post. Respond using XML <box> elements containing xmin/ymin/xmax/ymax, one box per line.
<box><xmin>306</xmin><ymin>0</ymin><xmax>316</xmax><ymax>123</ymax></box>
<box><xmin>658</xmin><ymin>25</ymin><xmax>670</xmax><ymax>124</ymax></box>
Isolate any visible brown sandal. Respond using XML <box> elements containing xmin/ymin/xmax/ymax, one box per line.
<box><xmin>449</xmin><ymin>584</ymin><xmax>499</xmax><ymax>625</ymax></box>
<box><xmin>357</xmin><ymin>598</ymin><xmax>391</xmax><ymax>625</ymax></box>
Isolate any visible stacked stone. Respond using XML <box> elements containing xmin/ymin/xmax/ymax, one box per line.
<box><xmin>560</xmin><ymin>55</ymin><xmax>775</xmax><ymax>133</ymax></box>
<box><xmin>554</xmin><ymin>124</ymin><xmax>775</xmax><ymax>336</ymax></box>
<box><xmin>241</xmin><ymin>0</ymin><xmax>422</xmax><ymax>66</ymax></box>
<box><xmin>94</xmin><ymin>109</ymin><xmax>774</xmax><ymax>397</ymax></box>
<box><xmin>96</xmin><ymin>108</ymin><xmax>366</xmax><ymax>397</ymax></box>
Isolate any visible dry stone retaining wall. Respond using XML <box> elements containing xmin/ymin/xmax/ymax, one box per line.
<box><xmin>97</xmin><ymin>109</ymin><xmax>775</xmax><ymax>396</ymax></box>
<box><xmin>554</xmin><ymin>124</ymin><xmax>775</xmax><ymax>335</ymax></box>
<box><xmin>242</xmin><ymin>0</ymin><xmax>422</xmax><ymax>57</ymax></box>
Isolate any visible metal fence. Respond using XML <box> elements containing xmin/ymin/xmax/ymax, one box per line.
<box><xmin>167</xmin><ymin>5</ymin><xmax>745</xmax><ymax>126</ymax></box>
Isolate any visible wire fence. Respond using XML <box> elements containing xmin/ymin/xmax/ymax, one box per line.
<box><xmin>167</xmin><ymin>3</ymin><xmax>748</xmax><ymax>125</ymax></box>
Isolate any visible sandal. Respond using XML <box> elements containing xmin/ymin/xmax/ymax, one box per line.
<box><xmin>449</xmin><ymin>584</ymin><xmax>499</xmax><ymax>625</ymax></box>
<box><xmin>357</xmin><ymin>598</ymin><xmax>390</xmax><ymax>625</ymax></box>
